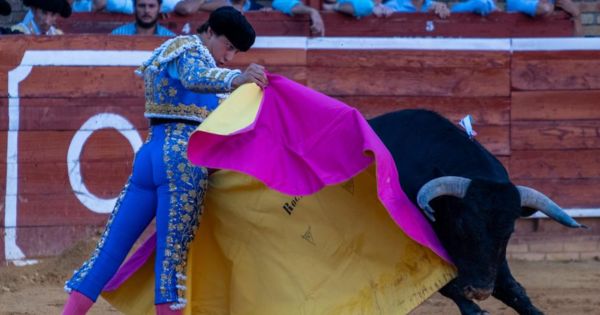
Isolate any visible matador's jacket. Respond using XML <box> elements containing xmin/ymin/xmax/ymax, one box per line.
<box><xmin>11</xmin><ymin>16</ymin><xmax>64</xmax><ymax>35</ymax></box>
<box><xmin>65</xmin><ymin>35</ymin><xmax>241</xmax><ymax>310</ymax></box>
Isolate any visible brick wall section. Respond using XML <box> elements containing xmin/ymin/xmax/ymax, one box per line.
<box><xmin>579</xmin><ymin>0</ymin><xmax>600</xmax><ymax>36</ymax></box>
<box><xmin>2</xmin><ymin>0</ymin><xmax>599</xmax><ymax>36</ymax></box>
<box><xmin>508</xmin><ymin>235</ymin><xmax>600</xmax><ymax>261</ymax></box>
<box><xmin>507</xmin><ymin>219</ymin><xmax>600</xmax><ymax>261</ymax></box>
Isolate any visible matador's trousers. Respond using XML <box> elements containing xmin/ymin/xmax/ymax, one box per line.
<box><xmin>65</xmin><ymin>122</ymin><xmax>207</xmax><ymax>309</ymax></box>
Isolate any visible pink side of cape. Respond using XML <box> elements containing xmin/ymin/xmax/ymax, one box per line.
<box><xmin>187</xmin><ymin>74</ymin><xmax>449</xmax><ymax>261</ymax></box>
<box><xmin>104</xmin><ymin>74</ymin><xmax>450</xmax><ymax>292</ymax></box>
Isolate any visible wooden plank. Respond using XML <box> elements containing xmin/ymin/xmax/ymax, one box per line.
<box><xmin>245</xmin><ymin>12</ymin><xmax>310</xmax><ymax>36</ymax></box>
<box><xmin>3</xmin><ymin>161</ymin><xmax>131</xmax><ymax>195</ymax></box>
<box><xmin>0</xmin><ymin>35</ymin><xmax>165</xmax><ymax>68</ymax></box>
<box><xmin>0</xmin><ymin>66</ymin><xmax>8</xmax><ymax>96</ymax></box>
<box><xmin>472</xmin><ymin>125</ymin><xmax>509</xmax><ymax>156</ymax></box>
<box><xmin>512</xmin><ymin>121</ymin><xmax>600</xmax><ymax>150</ymax></box>
<box><xmin>16</xmin><ymin>66</ymin><xmax>143</xmax><ymax>98</ymax></box>
<box><xmin>337</xmin><ymin>96</ymin><xmax>510</xmax><ymax>123</ymax></box>
<box><xmin>2</xmin><ymin>65</ymin><xmax>303</xmax><ymax>98</ymax></box>
<box><xmin>308</xmin><ymin>50</ymin><xmax>510</xmax><ymax>69</ymax></box>
<box><xmin>268</xmin><ymin>66</ymin><xmax>307</xmax><ymax>85</ymax></box>
<box><xmin>0</xmin><ymin>97</ymin><xmax>146</xmax><ymax>131</ymax></box>
<box><xmin>79</xmin><ymin>160</ymin><xmax>132</xmax><ymax>197</ymax></box>
<box><xmin>60</xmin><ymin>11</ymin><xmax>310</xmax><ymax>36</ymax></box>
<box><xmin>231</xmin><ymin>49</ymin><xmax>307</xmax><ymax>67</ymax></box>
<box><xmin>509</xmin><ymin>12</ymin><xmax>574</xmax><ymax>37</ymax></box>
<box><xmin>512</xmin><ymin>52</ymin><xmax>600</xmax><ymax>91</ymax></box>
<box><xmin>321</xmin><ymin>11</ymin><xmax>573</xmax><ymax>37</ymax></box>
<box><xmin>307</xmin><ymin>66</ymin><xmax>510</xmax><ymax>97</ymax></box>
<box><xmin>0</xmin><ymin>35</ymin><xmax>305</xmax><ymax>73</ymax></box>
<box><xmin>510</xmin><ymin>150</ymin><xmax>600</xmax><ymax>179</ymax></box>
<box><xmin>514</xmin><ymin>178</ymin><xmax>600</xmax><ymax>208</ymax></box>
<box><xmin>12</xmin><ymin>193</ymin><xmax>114</xmax><ymax>227</ymax></box>
<box><xmin>55</xmin><ymin>11</ymin><xmax>573</xmax><ymax>38</ymax></box>
<box><xmin>512</xmin><ymin>90</ymin><xmax>600</xmax><ymax>121</ymax></box>
<box><xmin>9</xmin><ymin>130</ymin><xmax>144</xmax><ymax>163</ymax></box>
<box><xmin>60</xmin><ymin>18</ymin><xmax>124</xmax><ymax>34</ymax></box>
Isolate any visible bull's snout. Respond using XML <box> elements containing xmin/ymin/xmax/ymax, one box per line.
<box><xmin>464</xmin><ymin>285</ymin><xmax>493</xmax><ymax>301</ymax></box>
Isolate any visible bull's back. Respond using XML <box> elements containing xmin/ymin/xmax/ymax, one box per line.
<box><xmin>368</xmin><ymin>109</ymin><xmax>509</xmax><ymax>202</ymax></box>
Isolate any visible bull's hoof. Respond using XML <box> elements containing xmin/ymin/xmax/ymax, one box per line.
<box><xmin>462</xmin><ymin>310</ymin><xmax>489</xmax><ymax>315</ymax></box>
<box><xmin>459</xmin><ymin>307</ymin><xmax>490</xmax><ymax>315</ymax></box>
<box><xmin>521</xmin><ymin>309</ymin><xmax>544</xmax><ymax>315</ymax></box>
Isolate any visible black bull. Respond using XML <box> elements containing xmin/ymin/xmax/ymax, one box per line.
<box><xmin>368</xmin><ymin>109</ymin><xmax>585</xmax><ymax>315</ymax></box>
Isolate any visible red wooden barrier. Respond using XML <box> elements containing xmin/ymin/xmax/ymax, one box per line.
<box><xmin>0</xmin><ymin>35</ymin><xmax>598</xmax><ymax>264</ymax></box>
<box><xmin>56</xmin><ymin>11</ymin><xmax>575</xmax><ymax>38</ymax></box>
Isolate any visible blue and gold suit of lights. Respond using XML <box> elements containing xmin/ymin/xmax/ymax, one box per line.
<box><xmin>65</xmin><ymin>35</ymin><xmax>241</xmax><ymax>310</ymax></box>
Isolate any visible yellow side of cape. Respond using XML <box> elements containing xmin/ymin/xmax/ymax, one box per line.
<box><xmin>102</xmin><ymin>167</ymin><xmax>456</xmax><ymax>315</ymax></box>
<box><xmin>198</xmin><ymin>83</ymin><xmax>263</xmax><ymax>135</ymax></box>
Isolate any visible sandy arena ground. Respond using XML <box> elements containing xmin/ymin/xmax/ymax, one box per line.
<box><xmin>1</xmin><ymin>238</ymin><xmax>599</xmax><ymax>315</ymax></box>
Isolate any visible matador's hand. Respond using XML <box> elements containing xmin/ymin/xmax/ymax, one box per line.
<box><xmin>432</xmin><ymin>2</ymin><xmax>450</xmax><ymax>19</ymax></box>
<box><xmin>232</xmin><ymin>63</ymin><xmax>268</xmax><ymax>89</ymax></box>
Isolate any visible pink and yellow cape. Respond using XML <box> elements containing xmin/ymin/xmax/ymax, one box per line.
<box><xmin>101</xmin><ymin>75</ymin><xmax>456</xmax><ymax>315</ymax></box>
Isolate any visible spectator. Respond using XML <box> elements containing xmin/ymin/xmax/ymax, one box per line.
<box><xmin>326</xmin><ymin>0</ymin><xmax>449</xmax><ymax>18</ymax></box>
<box><xmin>69</xmin><ymin>0</ymin><xmax>97</xmax><ymax>11</ymax></box>
<box><xmin>324</xmin><ymin>0</ymin><xmax>375</xmax><ymax>17</ymax></box>
<box><xmin>230</xmin><ymin>0</ymin><xmax>266</xmax><ymax>11</ymax></box>
<box><xmin>507</xmin><ymin>0</ymin><xmax>582</xmax><ymax>35</ymax></box>
<box><xmin>271</xmin><ymin>0</ymin><xmax>325</xmax><ymax>35</ymax></box>
<box><xmin>11</xmin><ymin>0</ymin><xmax>71</xmax><ymax>35</ymax></box>
<box><xmin>328</xmin><ymin>0</ymin><xmax>495</xmax><ymax>18</ymax></box>
<box><xmin>94</xmin><ymin>0</ymin><xmax>181</xmax><ymax>13</ymax></box>
<box><xmin>111</xmin><ymin>0</ymin><xmax>175</xmax><ymax>35</ymax></box>
<box><xmin>173</xmin><ymin>0</ymin><xmax>231</xmax><ymax>15</ymax></box>
<box><xmin>451</xmin><ymin>0</ymin><xmax>496</xmax><ymax>15</ymax></box>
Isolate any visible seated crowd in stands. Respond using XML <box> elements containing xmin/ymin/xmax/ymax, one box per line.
<box><xmin>0</xmin><ymin>0</ymin><xmax>583</xmax><ymax>36</ymax></box>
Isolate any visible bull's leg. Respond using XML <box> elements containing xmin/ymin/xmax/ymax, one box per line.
<box><xmin>492</xmin><ymin>260</ymin><xmax>544</xmax><ymax>315</ymax></box>
<box><xmin>439</xmin><ymin>281</ymin><xmax>489</xmax><ymax>315</ymax></box>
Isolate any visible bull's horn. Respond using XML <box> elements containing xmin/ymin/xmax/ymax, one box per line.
<box><xmin>417</xmin><ymin>176</ymin><xmax>471</xmax><ymax>222</ymax></box>
<box><xmin>517</xmin><ymin>186</ymin><xmax>587</xmax><ymax>228</ymax></box>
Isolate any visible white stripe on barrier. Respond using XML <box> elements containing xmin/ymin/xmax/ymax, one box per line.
<box><xmin>19</xmin><ymin>50</ymin><xmax>151</xmax><ymax>66</ymax></box>
<box><xmin>307</xmin><ymin>37</ymin><xmax>512</xmax><ymax>51</ymax></box>
<box><xmin>512</xmin><ymin>38</ymin><xmax>600</xmax><ymax>51</ymax></box>
<box><xmin>254</xmin><ymin>36</ymin><xmax>307</xmax><ymax>49</ymax></box>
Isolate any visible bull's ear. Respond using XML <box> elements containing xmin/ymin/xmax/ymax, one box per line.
<box><xmin>521</xmin><ymin>206</ymin><xmax>537</xmax><ymax>217</ymax></box>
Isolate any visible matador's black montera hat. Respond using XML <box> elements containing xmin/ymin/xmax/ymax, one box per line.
<box><xmin>24</xmin><ymin>0</ymin><xmax>72</xmax><ymax>18</ymax></box>
<box><xmin>0</xmin><ymin>0</ymin><xmax>12</xmax><ymax>16</ymax></box>
<box><xmin>201</xmin><ymin>6</ymin><xmax>256</xmax><ymax>52</ymax></box>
